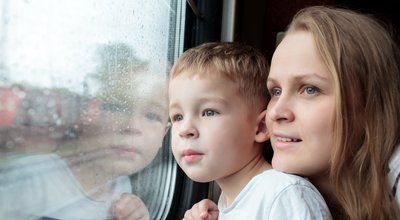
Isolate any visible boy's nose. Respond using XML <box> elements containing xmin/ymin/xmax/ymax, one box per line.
<box><xmin>178</xmin><ymin>120</ymin><xmax>199</xmax><ymax>138</ymax></box>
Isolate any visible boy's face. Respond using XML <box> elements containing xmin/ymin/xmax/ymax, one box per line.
<box><xmin>168</xmin><ymin>71</ymin><xmax>262</xmax><ymax>182</ymax></box>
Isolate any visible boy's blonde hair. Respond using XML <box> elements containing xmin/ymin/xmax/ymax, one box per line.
<box><xmin>170</xmin><ymin>42</ymin><xmax>270</xmax><ymax>108</ymax></box>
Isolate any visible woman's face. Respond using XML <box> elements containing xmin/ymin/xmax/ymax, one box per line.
<box><xmin>266</xmin><ymin>30</ymin><xmax>335</xmax><ymax>180</ymax></box>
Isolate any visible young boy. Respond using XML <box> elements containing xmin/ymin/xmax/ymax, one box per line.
<box><xmin>168</xmin><ymin>42</ymin><xmax>332</xmax><ymax>219</ymax></box>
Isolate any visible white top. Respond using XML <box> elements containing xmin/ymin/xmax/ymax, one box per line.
<box><xmin>389</xmin><ymin>145</ymin><xmax>400</xmax><ymax>208</ymax></box>
<box><xmin>218</xmin><ymin>169</ymin><xmax>332</xmax><ymax>220</ymax></box>
<box><xmin>0</xmin><ymin>154</ymin><xmax>132</xmax><ymax>220</ymax></box>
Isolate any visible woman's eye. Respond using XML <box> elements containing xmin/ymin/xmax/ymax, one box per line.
<box><xmin>304</xmin><ymin>86</ymin><xmax>318</xmax><ymax>95</ymax></box>
<box><xmin>202</xmin><ymin>110</ymin><xmax>217</xmax><ymax>117</ymax></box>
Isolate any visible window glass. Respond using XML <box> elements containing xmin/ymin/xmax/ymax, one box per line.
<box><xmin>0</xmin><ymin>0</ymin><xmax>185</xmax><ymax>219</ymax></box>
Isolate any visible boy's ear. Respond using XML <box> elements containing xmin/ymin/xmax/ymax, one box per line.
<box><xmin>255</xmin><ymin>109</ymin><xmax>269</xmax><ymax>143</ymax></box>
<box><xmin>164</xmin><ymin>122</ymin><xmax>171</xmax><ymax>136</ymax></box>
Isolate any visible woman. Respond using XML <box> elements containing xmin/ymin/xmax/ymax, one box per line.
<box><xmin>184</xmin><ymin>6</ymin><xmax>400</xmax><ymax>220</ymax></box>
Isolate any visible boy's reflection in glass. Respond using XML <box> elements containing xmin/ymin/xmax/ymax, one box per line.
<box><xmin>0</xmin><ymin>71</ymin><xmax>169</xmax><ymax>220</ymax></box>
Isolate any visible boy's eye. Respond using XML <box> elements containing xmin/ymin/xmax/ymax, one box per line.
<box><xmin>202</xmin><ymin>109</ymin><xmax>217</xmax><ymax>117</ymax></box>
<box><xmin>271</xmin><ymin>88</ymin><xmax>282</xmax><ymax>96</ymax></box>
<box><xmin>174</xmin><ymin>114</ymin><xmax>183</xmax><ymax>121</ymax></box>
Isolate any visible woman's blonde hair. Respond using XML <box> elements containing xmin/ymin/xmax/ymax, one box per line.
<box><xmin>287</xmin><ymin>6</ymin><xmax>400</xmax><ymax>219</ymax></box>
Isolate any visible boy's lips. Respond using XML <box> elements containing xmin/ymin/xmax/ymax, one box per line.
<box><xmin>182</xmin><ymin>149</ymin><xmax>204</xmax><ymax>163</ymax></box>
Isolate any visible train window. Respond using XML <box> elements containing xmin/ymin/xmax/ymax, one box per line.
<box><xmin>0</xmin><ymin>0</ymin><xmax>186</xmax><ymax>219</ymax></box>
<box><xmin>4</xmin><ymin>0</ymin><xmax>398</xmax><ymax>219</ymax></box>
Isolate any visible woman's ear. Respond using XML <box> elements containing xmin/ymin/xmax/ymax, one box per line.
<box><xmin>255</xmin><ymin>109</ymin><xmax>269</xmax><ymax>143</ymax></box>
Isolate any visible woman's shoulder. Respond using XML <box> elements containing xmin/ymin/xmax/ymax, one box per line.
<box><xmin>390</xmin><ymin>144</ymin><xmax>400</xmax><ymax>172</ymax></box>
<box><xmin>389</xmin><ymin>145</ymin><xmax>400</xmax><ymax>188</ymax></box>
<box><xmin>389</xmin><ymin>144</ymin><xmax>400</xmax><ymax>207</ymax></box>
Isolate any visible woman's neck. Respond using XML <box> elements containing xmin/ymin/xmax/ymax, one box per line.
<box><xmin>310</xmin><ymin>176</ymin><xmax>332</xmax><ymax>196</ymax></box>
<box><xmin>309</xmin><ymin>176</ymin><xmax>345</xmax><ymax>218</ymax></box>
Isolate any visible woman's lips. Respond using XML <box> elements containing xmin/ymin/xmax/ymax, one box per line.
<box><xmin>272</xmin><ymin>134</ymin><xmax>302</xmax><ymax>151</ymax></box>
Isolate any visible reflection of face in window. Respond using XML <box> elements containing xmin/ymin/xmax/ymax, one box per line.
<box><xmin>73</xmin><ymin>72</ymin><xmax>169</xmax><ymax>178</ymax></box>
<box><xmin>101</xmin><ymin>97</ymin><xmax>168</xmax><ymax>176</ymax></box>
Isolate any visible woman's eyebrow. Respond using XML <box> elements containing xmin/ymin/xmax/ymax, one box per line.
<box><xmin>292</xmin><ymin>72</ymin><xmax>329</xmax><ymax>82</ymax></box>
<box><xmin>267</xmin><ymin>72</ymin><xmax>329</xmax><ymax>83</ymax></box>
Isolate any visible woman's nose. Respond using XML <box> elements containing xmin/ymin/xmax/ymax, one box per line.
<box><xmin>267</xmin><ymin>97</ymin><xmax>295</xmax><ymax>123</ymax></box>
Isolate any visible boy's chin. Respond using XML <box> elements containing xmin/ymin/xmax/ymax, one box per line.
<box><xmin>184</xmin><ymin>171</ymin><xmax>214</xmax><ymax>183</ymax></box>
